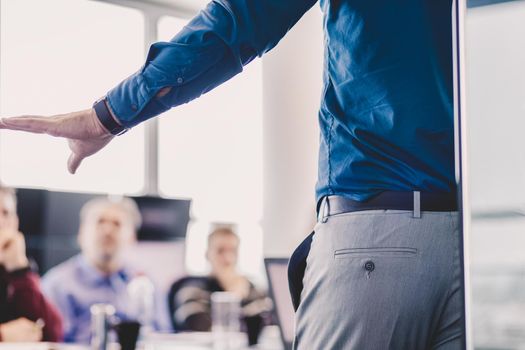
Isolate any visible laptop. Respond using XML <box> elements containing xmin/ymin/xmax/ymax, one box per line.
<box><xmin>264</xmin><ymin>258</ymin><xmax>294</xmax><ymax>350</ymax></box>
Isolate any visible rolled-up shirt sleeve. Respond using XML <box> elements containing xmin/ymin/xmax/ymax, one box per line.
<box><xmin>106</xmin><ymin>0</ymin><xmax>318</xmax><ymax>127</ymax></box>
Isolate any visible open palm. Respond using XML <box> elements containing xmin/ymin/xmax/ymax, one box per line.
<box><xmin>0</xmin><ymin>108</ymin><xmax>113</xmax><ymax>174</ymax></box>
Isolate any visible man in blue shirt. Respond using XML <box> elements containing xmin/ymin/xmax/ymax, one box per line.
<box><xmin>0</xmin><ymin>1</ymin><xmax>461</xmax><ymax>348</ymax></box>
<box><xmin>42</xmin><ymin>197</ymin><xmax>169</xmax><ymax>343</ymax></box>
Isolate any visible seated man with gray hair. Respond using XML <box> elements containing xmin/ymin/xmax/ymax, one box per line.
<box><xmin>42</xmin><ymin>196</ymin><xmax>166</xmax><ymax>343</ymax></box>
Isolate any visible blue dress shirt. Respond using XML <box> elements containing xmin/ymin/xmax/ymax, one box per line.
<box><xmin>42</xmin><ymin>255</ymin><xmax>169</xmax><ymax>343</ymax></box>
<box><xmin>104</xmin><ymin>0</ymin><xmax>455</xmax><ymax>201</ymax></box>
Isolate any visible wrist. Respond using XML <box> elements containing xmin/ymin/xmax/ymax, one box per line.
<box><xmin>92</xmin><ymin>97</ymin><xmax>129</xmax><ymax>136</ymax></box>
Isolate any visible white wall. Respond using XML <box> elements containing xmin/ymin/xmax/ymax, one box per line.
<box><xmin>261</xmin><ymin>6</ymin><xmax>324</xmax><ymax>257</ymax></box>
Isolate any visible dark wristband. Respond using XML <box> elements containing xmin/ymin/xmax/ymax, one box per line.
<box><xmin>93</xmin><ymin>98</ymin><xmax>129</xmax><ymax>136</ymax></box>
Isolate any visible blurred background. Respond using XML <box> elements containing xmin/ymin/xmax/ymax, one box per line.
<box><xmin>465</xmin><ymin>0</ymin><xmax>525</xmax><ymax>349</ymax></box>
<box><xmin>0</xmin><ymin>0</ymin><xmax>323</xmax><ymax>283</ymax></box>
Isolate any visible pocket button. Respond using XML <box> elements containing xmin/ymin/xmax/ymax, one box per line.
<box><xmin>364</xmin><ymin>260</ymin><xmax>375</xmax><ymax>272</ymax></box>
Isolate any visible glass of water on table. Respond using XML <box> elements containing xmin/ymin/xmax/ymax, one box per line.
<box><xmin>211</xmin><ymin>292</ymin><xmax>244</xmax><ymax>350</ymax></box>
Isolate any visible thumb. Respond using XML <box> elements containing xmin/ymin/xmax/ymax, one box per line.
<box><xmin>67</xmin><ymin>152</ymin><xmax>84</xmax><ymax>174</ymax></box>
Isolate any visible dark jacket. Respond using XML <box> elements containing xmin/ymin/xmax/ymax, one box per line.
<box><xmin>168</xmin><ymin>275</ymin><xmax>270</xmax><ymax>332</ymax></box>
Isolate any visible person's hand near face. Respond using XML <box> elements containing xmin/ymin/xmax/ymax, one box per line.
<box><xmin>0</xmin><ymin>191</ymin><xmax>29</xmax><ymax>272</ymax></box>
<box><xmin>0</xmin><ymin>230</ymin><xmax>29</xmax><ymax>273</ymax></box>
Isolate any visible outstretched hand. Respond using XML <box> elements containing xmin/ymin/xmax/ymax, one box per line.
<box><xmin>0</xmin><ymin>108</ymin><xmax>114</xmax><ymax>174</ymax></box>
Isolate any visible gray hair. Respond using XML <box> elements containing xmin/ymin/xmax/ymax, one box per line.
<box><xmin>79</xmin><ymin>196</ymin><xmax>142</xmax><ymax>231</ymax></box>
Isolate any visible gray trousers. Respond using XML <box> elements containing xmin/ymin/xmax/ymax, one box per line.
<box><xmin>294</xmin><ymin>210</ymin><xmax>463</xmax><ymax>350</ymax></box>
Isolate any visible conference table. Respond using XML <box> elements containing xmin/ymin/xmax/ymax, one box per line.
<box><xmin>0</xmin><ymin>326</ymin><xmax>285</xmax><ymax>350</ymax></box>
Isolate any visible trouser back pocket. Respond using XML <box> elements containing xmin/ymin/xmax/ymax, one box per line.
<box><xmin>334</xmin><ymin>247</ymin><xmax>418</xmax><ymax>259</ymax></box>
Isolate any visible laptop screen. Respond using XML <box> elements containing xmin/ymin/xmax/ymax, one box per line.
<box><xmin>265</xmin><ymin>258</ymin><xmax>295</xmax><ymax>348</ymax></box>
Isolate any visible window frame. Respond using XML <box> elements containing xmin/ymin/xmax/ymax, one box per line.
<box><xmin>94</xmin><ymin>0</ymin><xmax>197</xmax><ymax>196</ymax></box>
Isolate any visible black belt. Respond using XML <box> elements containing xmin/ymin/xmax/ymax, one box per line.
<box><xmin>317</xmin><ymin>191</ymin><xmax>458</xmax><ymax>222</ymax></box>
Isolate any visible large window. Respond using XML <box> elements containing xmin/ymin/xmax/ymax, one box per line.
<box><xmin>157</xmin><ymin>16</ymin><xmax>264</xmax><ymax>279</ymax></box>
<box><xmin>0</xmin><ymin>0</ymin><xmax>145</xmax><ymax>194</ymax></box>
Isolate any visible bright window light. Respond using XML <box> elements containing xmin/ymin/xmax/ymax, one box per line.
<box><xmin>156</xmin><ymin>16</ymin><xmax>264</xmax><ymax>281</ymax></box>
<box><xmin>0</xmin><ymin>0</ymin><xmax>145</xmax><ymax>195</ymax></box>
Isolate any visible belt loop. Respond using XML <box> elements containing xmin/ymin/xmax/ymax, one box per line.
<box><xmin>413</xmin><ymin>191</ymin><xmax>421</xmax><ymax>218</ymax></box>
<box><xmin>322</xmin><ymin>196</ymin><xmax>330</xmax><ymax>223</ymax></box>
<box><xmin>316</xmin><ymin>196</ymin><xmax>325</xmax><ymax>222</ymax></box>
<box><xmin>318</xmin><ymin>196</ymin><xmax>330</xmax><ymax>223</ymax></box>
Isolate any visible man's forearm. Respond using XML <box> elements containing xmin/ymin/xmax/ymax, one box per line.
<box><xmin>104</xmin><ymin>0</ymin><xmax>318</xmax><ymax>128</ymax></box>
